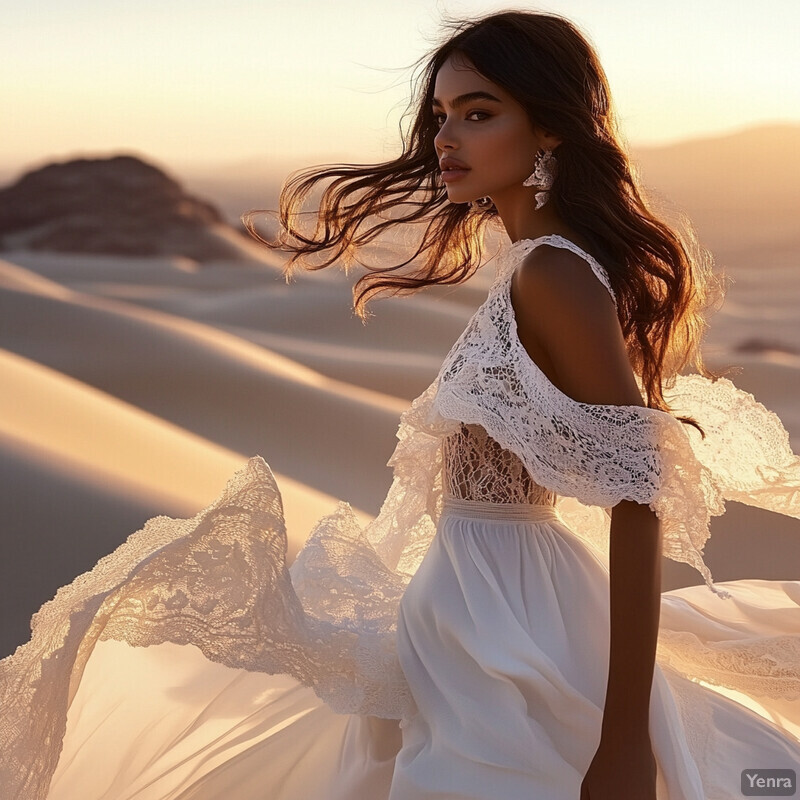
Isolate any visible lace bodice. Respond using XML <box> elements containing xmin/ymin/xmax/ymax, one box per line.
<box><xmin>442</xmin><ymin>422</ymin><xmax>557</xmax><ymax>505</ymax></box>
<box><xmin>440</xmin><ymin>236</ymin><xmax>615</xmax><ymax>508</ymax></box>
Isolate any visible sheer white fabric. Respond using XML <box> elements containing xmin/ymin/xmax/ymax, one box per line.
<box><xmin>442</xmin><ymin>422</ymin><xmax>557</xmax><ymax>505</ymax></box>
<box><xmin>1</xmin><ymin>235</ymin><xmax>799</xmax><ymax>800</ymax></box>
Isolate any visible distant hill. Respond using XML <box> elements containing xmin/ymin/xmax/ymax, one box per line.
<box><xmin>2</xmin><ymin>123</ymin><xmax>798</xmax><ymax>267</ymax></box>
<box><xmin>632</xmin><ymin>122</ymin><xmax>800</xmax><ymax>260</ymax></box>
<box><xmin>0</xmin><ymin>154</ymin><xmax>262</xmax><ymax>262</ymax></box>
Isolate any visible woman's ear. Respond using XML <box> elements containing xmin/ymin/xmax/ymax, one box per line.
<box><xmin>533</xmin><ymin>124</ymin><xmax>562</xmax><ymax>151</ymax></box>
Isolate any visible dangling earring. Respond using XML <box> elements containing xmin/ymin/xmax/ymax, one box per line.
<box><xmin>470</xmin><ymin>196</ymin><xmax>493</xmax><ymax>210</ymax></box>
<box><xmin>522</xmin><ymin>147</ymin><xmax>557</xmax><ymax>210</ymax></box>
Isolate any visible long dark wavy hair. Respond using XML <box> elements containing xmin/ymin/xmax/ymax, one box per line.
<box><xmin>242</xmin><ymin>10</ymin><xmax>729</xmax><ymax>434</ymax></box>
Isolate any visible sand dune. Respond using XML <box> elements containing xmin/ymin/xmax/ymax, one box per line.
<box><xmin>0</xmin><ymin>433</ymin><xmax>183</xmax><ymax>660</ymax></box>
<box><xmin>0</xmin><ymin>347</ymin><xmax>373</xmax><ymax>657</ymax></box>
<box><xmin>0</xmin><ymin>257</ymin><xmax>72</xmax><ymax>298</ymax></box>
<box><xmin>82</xmin><ymin>261</ymin><xmax>480</xmax><ymax>358</ymax></box>
<box><xmin>627</xmin><ymin>124</ymin><xmax>800</xmax><ymax>256</ymax></box>
<box><xmin>1</xmin><ymin>250</ymin><xmax>281</xmax><ymax>291</ymax></box>
<box><xmin>1</xmin><ymin>251</ymin><xmax>483</xmax><ymax>399</ymax></box>
<box><xmin>0</xmin><ymin>347</ymin><xmax>371</xmax><ymax>536</ymax></box>
<box><xmin>0</xmin><ymin>269</ymin><xmax>406</xmax><ymax>511</ymax></box>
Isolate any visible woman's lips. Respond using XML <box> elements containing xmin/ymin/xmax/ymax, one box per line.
<box><xmin>441</xmin><ymin>169</ymin><xmax>470</xmax><ymax>182</ymax></box>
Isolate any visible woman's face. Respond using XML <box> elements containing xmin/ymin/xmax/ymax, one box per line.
<box><xmin>432</xmin><ymin>53</ymin><xmax>555</xmax><ymax>205</ymax></box>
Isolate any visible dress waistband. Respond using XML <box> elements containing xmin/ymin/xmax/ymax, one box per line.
<box><xmin>441</xmin><ymin>497</ymin><xmax>563</xmax><ymax>523</ymax></box>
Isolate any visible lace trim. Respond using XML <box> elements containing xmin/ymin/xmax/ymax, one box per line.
<box><xmin>661</xmin><ymin>372</ymin><xmax>800</xmax><ymax>517</ymax></box>
<box><xmin>657</xmin><ymin>629</ymin><xmax>800</xmax><ymax>701</ymax></box>
<box><xmin>0</xmin><ymin>458</ymin><xmax>415</xmax><ymax>800</ymax></box>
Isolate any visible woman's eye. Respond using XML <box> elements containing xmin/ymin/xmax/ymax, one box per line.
<box><xmin>434</xmin><ymin>111</ymin><xmax>490</xmax><ymax>126</ymax></box>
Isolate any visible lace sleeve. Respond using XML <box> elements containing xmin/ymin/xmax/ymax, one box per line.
<box><xmin>664</xmin><ymin>373</ymin><xmax>800</xmax><ymax>517</ymax></box>
<box><xmin>432</xmin><ymin>359</ymin><xmax>731</xmax><ymax>596</ymax></box>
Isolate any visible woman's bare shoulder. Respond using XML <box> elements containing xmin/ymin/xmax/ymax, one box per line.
<box><xmin>511</xmin><ymin>245</ymin><xmax>643</xmax><ymax>407</ymax></box>
<box><xmin>516</xmin><ymin>244</ymin><xmax>612</xmax><ymax>310</ymax></box>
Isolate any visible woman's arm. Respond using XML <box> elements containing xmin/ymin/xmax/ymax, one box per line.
<box><xmin>604</xmin><ymin>499</ymin><xmax>661</xmax><ymax>736</ymax></box>
<box><xmin>512</xmin><ymin>245</ymin><xmax>661</xmax><ymax>795</ymax></box>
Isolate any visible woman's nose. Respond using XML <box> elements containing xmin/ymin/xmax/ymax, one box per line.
<box><xmin>434</xmin><ymin>118</ymin><xmax>458</xmax><ymax>151</ymax></box>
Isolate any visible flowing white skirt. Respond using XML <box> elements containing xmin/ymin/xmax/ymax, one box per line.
<box><xmin>0</xmin><ymin>459</ymin><xmax>800</xmax><ymax>800</ymax></box>
<box><xmin>41</xmin><ymin>495</ymin><xmax>800</xmax><ymax>800</ymax></box>
<box><xmin>390</xmin><ymin>499</ymin><xmax>799</xmax><ymax>799</ymax></box>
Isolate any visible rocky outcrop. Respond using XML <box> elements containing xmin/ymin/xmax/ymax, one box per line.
<box><xmin>0</xmin><ymin>154</ymin><xmax>253</xmax><ymax>262</ymax></box>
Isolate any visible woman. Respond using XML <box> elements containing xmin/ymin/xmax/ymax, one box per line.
<box><xmin>2</xmin><ymin>10</ymin><xmax>799</xmax><ymax>800</ymax></box>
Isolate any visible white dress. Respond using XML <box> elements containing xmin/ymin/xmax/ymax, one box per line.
<box><xmin>2</xmin><ymin>235</ymin><xmax>799</xmax><ymax>800</ymax></box>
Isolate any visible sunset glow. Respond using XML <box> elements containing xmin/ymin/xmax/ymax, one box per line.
<box><xmin>3</xmin><ymin>0</ymin><xmax>799</xmax><ymax>173</ymax></box>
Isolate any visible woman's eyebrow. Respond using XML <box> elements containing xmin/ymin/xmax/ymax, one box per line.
<box><xmin>432</xmin><ymin>91</ymin><xmax>503</xmax><ymax>109</ymax></box>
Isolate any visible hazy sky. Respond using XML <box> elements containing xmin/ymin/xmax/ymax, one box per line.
<box><xmin>3</xmin><ymin>0</ymin><xmax>799</xmax><ymax>174</ymax></box>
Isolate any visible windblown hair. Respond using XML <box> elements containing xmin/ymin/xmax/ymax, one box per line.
<box><xmin>242</xmin><ymin>10</ymin><xmax>729</xmax><ymax>433</ymax></box>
